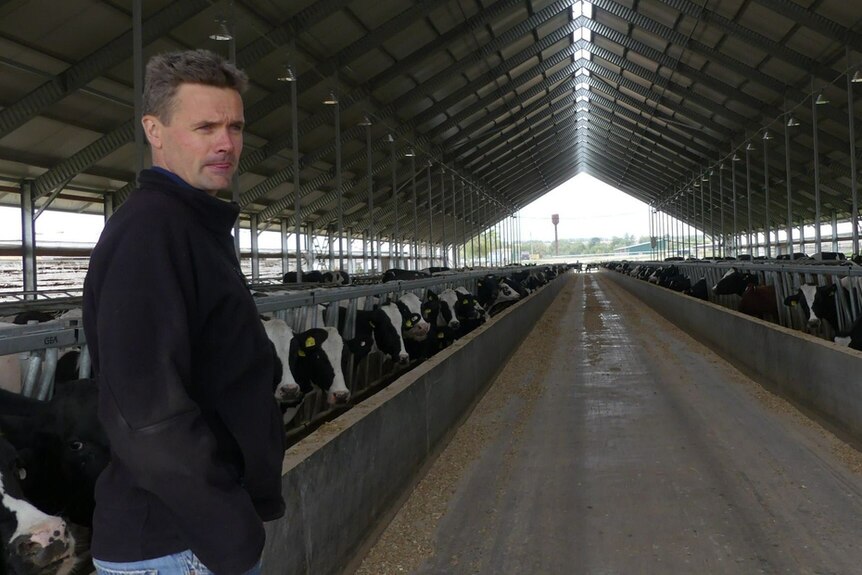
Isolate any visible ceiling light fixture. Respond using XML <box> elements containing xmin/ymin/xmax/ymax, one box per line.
<box><xmin>276</xmin><ymin>64</ymin><xmax>296</xmax><ymax>82</ymax></box>
<box><xmin>762</xmin><ymin>130</ymin><xmax>773</xmax><ymax>140</ymax></box>
<box><xmin>358</xmin><ymin>115</ymin><xmax>372</xmax><ymax>126</ymax></box>
<box><xmin>209</xmin><ymin>18</ymin><xmax>232</xmax><ymax>41</ymax></box>
<box><xmin>404</xmin><ymin>147</ymin><xmax>416</xmax><ymax>157</ymax></box>
<box><xmin>323</xmin><ymin>90</ymin><xmax>338</xmax><ymax>105</ymax></box>
<box><xmin>786</xmin><ymin>115</ymin><xmax>800</xmax><ymax>127</ymax></box>
<box><xmin>745</xmin><ymin>142</ymin><xmax>756</xmax><ymax>151</ymax></box>
<box><xmin>853</xmin><ymin>70</ymin><xmax>862</xmax><ymax>83</ymax></box>
<box><xmin>815</xmin><ymin>91</ymin><xmax>830</xmax><ymax>105</ymax></box>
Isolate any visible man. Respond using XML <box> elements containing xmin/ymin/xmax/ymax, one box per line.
<box><xmin>83</xmin><ymin>50</ymin><xmax>285</xmax><ymax>575</ymax></box>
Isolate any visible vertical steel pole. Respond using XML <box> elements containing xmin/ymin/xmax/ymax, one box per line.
<box><xmin>250</xmin><ymin>214</ymin><xmax>259</xmax><ymax>282</ymax></box>
<box><xmin>462</xmin><ymin>180</ymin><xmax>468</xmax><ymax>267</ymax></box>
<box><xmin>732</xmin><ymin>152</ymin><xmax>739</xmax><ymax>255</ymax></box>
<box><xmin>411</xmin><ymin>155</ymin><xmax>417</xmax><ymax>269</ymax></box>
<box><xmin>391</xmin><ymin>140</ymin><xmax>398</xmax><ymax>269</ymax></box>
<box><xmin>813</xmin><ymin>76</ymin><xmax>823</xmax><ymax>254</ymax></box>
<box><xmin>440</xmin><ymin>169</ymin><xmax>447</xmax><ymax>267</ymax></box>
<box><xmin>764</xmin><ymin>134</ymin><xmax>771</xmax><ymax>258</ymax></box>
<box><xmin>848</xmin><ymin>56</ymin><xmax>860</xmax><ymax>255</ymax></box>
<box><xmin>334</xmin><ymin>99</ymin><xmax>343</xmax><ymax>272</ymax></box>
<box><xmin>427</xmin><ymin>161</ymin><xmax>433</xmax><ymax>266</ymax></box>
<box><xmin>719</xmin><ymin>167</ymin><xmax>725</xmax><ymax>257</ymax></box>
<box><xmin>746</xmin><ymin>147</ymin><xmax>753</xmax><ymax>254</ymax></box>
<box><xmin>20</xmin><ymin>180</ymin><xmax>36</xmax><ymax>295</ymax></box>
<box><xmin>785</xmin><ymin>114</ymin><xmax>794</xmax><ymax>254</ymax></box>
<box><xmin>292</xmin><ymin>76</ymin><xmax>301</xmax><ymax>281</ymax></box>
<box><xmin>366</xmin><ymin>124</ymin><xmax>375</xmax><ymax>273</ymax></box>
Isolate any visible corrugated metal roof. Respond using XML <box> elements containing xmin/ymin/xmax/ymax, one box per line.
<box><xmin>0</xmin><ymin>0</ymin><xmax>861</xmax><ymax>247</ymax></box>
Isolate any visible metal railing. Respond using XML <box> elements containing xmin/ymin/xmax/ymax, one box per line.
<box><xmin>0</xmin><ymin>266</ymin><xmax>544</xmax><ymax>444</ymax></box>
<box><xmin>613</xmin><ymin>259</ymin><xmax>862</xmax><ymax>341</ymax></box>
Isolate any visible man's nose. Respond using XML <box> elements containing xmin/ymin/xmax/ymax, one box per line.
<box><xmin>214</xmin><ymin>128</ymin><xmax>238</xmax><ymax>153</ymax></box>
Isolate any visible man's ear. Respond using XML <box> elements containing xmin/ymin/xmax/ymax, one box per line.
<box><xmin>142</xmin><ymin>115</ymin><xmax>163</xmax><ymax>149</ymax></box>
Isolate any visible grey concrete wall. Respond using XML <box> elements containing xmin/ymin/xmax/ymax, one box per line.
<box><xmin>603</xmin><ymin>271</ymin><xmax>862</xmax><ymax>439</ymax></box>
<box><xmin>262</xmin><ymin>275</ymin><xmax>568</xmax><ymax>575</ymax></box>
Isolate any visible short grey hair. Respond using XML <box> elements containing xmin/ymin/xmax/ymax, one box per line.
<box><xmin>142</xmin><ymin>49</ymin><xmax>248</xmax><ymax>124</ymax></box>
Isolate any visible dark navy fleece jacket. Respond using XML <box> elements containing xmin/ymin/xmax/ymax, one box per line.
<box><xmin>83</xmin><ymin>169</ymin><xmax>285</xmax><ymax>575</ymax></box>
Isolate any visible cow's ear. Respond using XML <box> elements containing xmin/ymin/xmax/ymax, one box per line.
<box><xmin>425</xmin><ymin>289</ymin><xmax>437</xmax><ymax>302</ymax></box>
<box><xmin>783</xmin><ymin>294</ymin><xmax>799</xmax><ymax>306</ymax></box>
<box><xmin>298</xmin><ymin>328</ymin><xmax>329</xmax><ymax>354</ymax></box>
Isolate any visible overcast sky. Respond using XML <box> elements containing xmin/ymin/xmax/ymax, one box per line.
<box><xmin>519</xmin><ymin>173</ymin><xmax>650</xmax><ymax>242</ymax></box>
<box><xmin>0</xmin><ymin>173</ymin><xmax>651</xmax><ymax>246</ymax></box>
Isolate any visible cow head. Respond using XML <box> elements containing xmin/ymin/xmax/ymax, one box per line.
<box><xmin>396</xmin><ymin>294</ymin><xmax>431</xmax><ymax>341</ymax></box>
<box><xmin>422</xmin><ymin>290</ymin><xmax>442</xmax><ymax>326</ymax></box>
<box><xmin>0</xmin><ymin>380</ymin><xmax>108</xmax><ymax>529</ymax></box>
<box><xmin>0</xmin><ymin>438</ymin><xmax>76</xmax><ymax>575</ymax></box>
<box><xmin>476</xmin><ymin>276</ymin><xmax>499</xmax><ymax>307</ymax></box>
<box><xmin>377</xmin><ymin>304</ymin><xmax>410</xmax><ymax>363</ymax></box>
<box><xmin>784</xmin><ymin>283</ymin><xmax>839</xmax><ymax>330</ymax></box>
<box><xmin>712</xmin><ymin>268</ymin><xmax>758</xmax><ymax>296</ymax></box>
<box><xmin>290</xmin><ymin>327</ymin><xmax>350</xmax><ymax>405</ymax></box>
<box><xmin>261</xmin><ymin>317</ymin><xmax>307</xmax><ymax>406</ymax></box>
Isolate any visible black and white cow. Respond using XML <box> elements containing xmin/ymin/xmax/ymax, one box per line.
<box><xmin>0</xmin><ymin>435</ymin><xmax>78</xmax><ymax>575</ymax></box>
<box><xmin>784</xmin><ymin>283</ymin><xmax>845</xmax><ymax>331</ymax></box>
<box><xmin>684</xmin><ymin>278</ymin><xmax>709</xmax><ymax>301</ymax></box>
<box><xmin>475</xmin><ymin>276</ymin><xmax>499</xmax><ymax>309</ymax></box>
<box><xmin>382</xmin><ymin>269</ymin><xmax>431</xmax><ymax>282</ymax></box>
<box><xmin>484</xmin><ymin>279</ymin><xmax>521</xmax><ymax>315</ymax></box>
<box><xmin>834</xmin><ymin>315</ymin><xmax>862</xmax><ymax>351</ymax></box>
<box><xmin>712</xmin><ymin>268</ymin><xmax>758</xmax><ymax>296</ymax></box>
<box><xmin>337</xmin><ymin>306</ymin><xmax>405</xmax><ymax>366</ymax></box>
<box><xmin>261</xmin><ymin>318</ymin><xmax>350</xmax><ymax>410</ymax></box>
<box><xmin>812</xmin><ymin>252</ymin><xmax>846</xmax><ymax>261</ymax></box>
<box><xmin>282</xmin><ymin>270</ymin><xmax>350</xmax><ymax>285</ymax></box>
<box><xmin>452</xmin><ymin>287</ymin><xmax>488</xmax><ymax>336</ymax></box>
<box><xmin>403</xmin><ymin>291</ymin><xmax>453</xmax><ymax>359</ymax></box>
<box><xmin>0</xmin><ymin>380</ymin><xmax>107</xmax><ymax>530</ymax></box>
<box><xmin>394</xmin><ymin>293</ymin><xmax>432</xmax><ymax>343</ymax></box>
<box><xmin>420</xmin><ymin>267</ymin><xmax>452</xmax><ymax>275</ymax></box>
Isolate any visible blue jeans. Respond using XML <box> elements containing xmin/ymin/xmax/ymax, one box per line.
<box><xmin>93</xmin><ymin>550</ymin><xmax>262</xmax><ymax>575</ymax></box>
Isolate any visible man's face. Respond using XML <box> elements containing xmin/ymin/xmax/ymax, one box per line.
<box><xmin>143</xmin><ymin>83</ymin><xmax>244</xmax><ymax>194</ymax></box>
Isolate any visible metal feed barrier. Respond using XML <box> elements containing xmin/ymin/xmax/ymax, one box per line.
<box><xmin>615</xmin><ymin>260</ymin><xmax>862</xmax><ymax>342</ymax></box>
<box><xmin>0</xmin><ymin>267</ymin><xmax>536</xmax><ymax>445</ymax></box>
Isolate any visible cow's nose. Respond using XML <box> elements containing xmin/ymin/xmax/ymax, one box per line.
<box><xmin>330</xmin><ymin>390</ymin><xmax>350</xmax><ymax>405</ymax></box>
<box><xmin>449</xmin><ymin>319</ymin><xmax>460</xmax><ymax>329</ymax></box>
<box><xmin>807</xmin><ymin>318</ymin><xmax>821</xmax><ymax>328</ymax></box>
<box><xmin>398</xmin><ymin>352</ymin><xmax>410</xmax><ymax>363</ymax></box>
<box><xmin>13</xmin><ymin>521</ymin><xmax>71</xmax><ymax>567</ymax></box>
<box><xmin>275</xmin><ymin>383</ymin><xmax>303</xmax><ymax>401</ymax></box>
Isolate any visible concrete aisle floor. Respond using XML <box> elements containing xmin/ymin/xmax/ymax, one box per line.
<box><xmin>355</xmin><ymin>273</ymin><xmax>862</xmax><ymax>575</ymax></box>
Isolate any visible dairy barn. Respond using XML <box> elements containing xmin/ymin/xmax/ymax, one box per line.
<box><xmin>1</xmin><ymin>0</ymin><xmax>862</xmax><ymax>573</ymax></box>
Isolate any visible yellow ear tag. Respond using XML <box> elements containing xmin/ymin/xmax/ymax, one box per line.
<box><xmin>305</xmin><ymin>336</ymin><xmax>316</xmax><ymax>348</ymax></box>
<box><xmin>297</xmin><ymin>349</ymin><xmax>306</xmax><ymax>357</ymax></box>
<box><xmin>437</xmin><ymin>332</ymin><xmax>445</xmax><ymax>339</ymax></box>
<box><xmin>405</xmin><ymin>320</ymin><xmax>413</xmax><ymax>328</ymax></box>
<box><xmin>790</xmin><ymin>301</ymin><xmax>797</xmax><ymax>306</ymax></box>
<box><xmin>462</xmin><ymin>299</ymin><xmax>469</xmax><ymax>304</ymax></box>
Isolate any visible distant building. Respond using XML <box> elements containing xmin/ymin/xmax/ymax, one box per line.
<box><xmin>614</xmin><ymin>239</ymin><xmax>665</xmax><ymax>256</ymax></box>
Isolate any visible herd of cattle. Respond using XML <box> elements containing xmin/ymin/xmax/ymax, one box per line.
<box><xmin>604</xmin><ymin>252</ymin><xmax>862</xmax><ymax>352</ymax></box>
<box><xmin>0</xmin><ymin>263</ymin><xmax>570</xmax><ymax>574</ymax></box>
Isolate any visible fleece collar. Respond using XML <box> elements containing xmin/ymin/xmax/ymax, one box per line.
<box><xmin>136</xmin><ymin>168</ymin><xmax>239</xmax><ymax>236</ymax></box>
